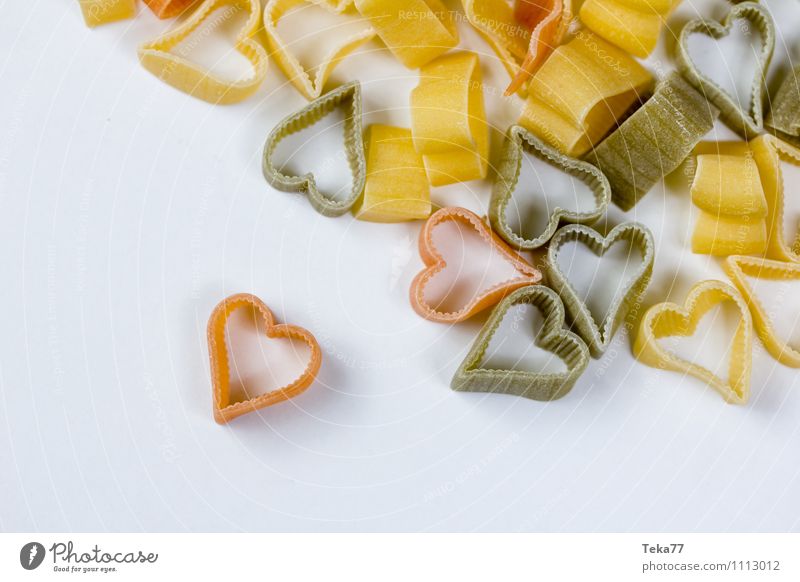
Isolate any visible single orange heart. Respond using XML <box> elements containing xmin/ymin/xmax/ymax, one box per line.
<box><xmin>207</xmin><ymin>293</ymin><xmax>322</xmax><ymax>424</ymax></box>
<box><xmin>410</xmin><ymin>207</ymin><xmax>542</xmax><ymax>323</ymax></box>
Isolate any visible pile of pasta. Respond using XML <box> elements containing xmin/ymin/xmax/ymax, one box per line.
<box><xmin>80</xmin><ymin>0</ymin><xmax>800</xmax><ymax>410</ymax></box>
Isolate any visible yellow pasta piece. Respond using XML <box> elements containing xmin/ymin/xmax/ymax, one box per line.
<box><xmin>692</xmin><ymin>140</ymin><xmax>752</xmax><ymax>158</ymax></box>
<box><xmin>410</xmin><ymin>52</ymin><xmax>490</xmax><ymax>186</ymax></box>
<box><xmin>138</xmin><ymin>0</ymin><xmax>268</xmax><ymax>105</ymax></box>
<box><xmin>691</xmin><ymin>155</ymin><xmax>767</xmax><ymax>217</ymax></box>
<box><xmin>580</xmin><ymin>0</ymin><xmax>661</xmax><ymax>58</ymax></box>
<box><xmin>353</xmin><ymin>125</ymin><xmax>432</xmax><ymax>222</ymax></box>
<box><xmin>314</xmin><ymin>0</ymin><xmax>354</xmax><ymax>11</ymax></box>
<box><xmin>79</xmin><ymin>0</ymin><xmax>136</xmax><ymax>27</ymax></box>
<box><xmin>634</xmin><ymin>280</ymin><xmax>753</xmax><ymax>404</ymax></box>
<box><xmin>579</xmin><ymin>0</ymin><xmax>679</xmax><ymax>58</ymax></box>
<box><xmin>749</xmin><ymin>135</ymin><xmax>800</xmax><ymax>263</ymax></box>
<box><xmin>691</xmin><ymin>211</ymin><xmax>767</xmax><ymax>256</ymax></box>
<box><xmin>264</xmin><ymin>0</ymin><xmax>375</xmax><ymax>100</ymax></box>
<box><xmin>143</xmin><ymin>0</ymin><xmax>198</xmax><ymax>19</ymax></box>
<box><xmin>353</xmin><ymin>0</ymin><xmax>458</xmax><ymax>69</ymax></box>
<box><xmin>461</xmin><ymin>0</ymin><xmax>529</xmax><ymax>83</ymax></box>
<box><xmin>462</xmin><ymin>0</ymin><xmax>571</xmax><ymax>96</ymax></box>
<box><xmin>616</xmin><ymin>0</ymin><xmax>674</xmax><ymax>11</ymax></box>
<box><xmin>724</xmin><ymin>255</ymin><xmax>800</xmax><ymax>368</ymax></box>
<box><xmin>519</xmin><ymin>31</ymin><xmax>653</xmax><ymax>157</ymax></box>
<box><xmin>690</xmin><ymin>151</ymin><xmax>768</xmax><ymax>256</ymax></box>
<box><xmin>694</xmin><ymin>136</ymin><xmax>800</xmax><ymax>263</ymax></box>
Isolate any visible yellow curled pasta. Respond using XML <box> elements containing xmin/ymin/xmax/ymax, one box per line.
<box><xmin>749</xmin><ymin>135</ymin><xmax>800</xmax><ymax>263</ymax></box>
<box><xmin>634</xmin><ymin>280</ymin><xmax>753</xmax><ymax>404</ymax></box>
<box><xmin>694</xmin><ymin>136</ymin><xmax>800</xmax><ymax>262</ymax></box>
<box><xmin>691</xmin><ymin>155</ymin><xmax>767</xmax><ymax>217</ymax></box>
<box><xmin>354</xmin><ymin>0</ymin><xmax>458</xmax><ymax>68</ymax></box>
<box><xmin>264</xmin><ymin>0</ymin><xmax>375</xmax><ymax>100</ymax></box>
<box><xmin>724</xmin><ymin>255</ymin><xmax>800</xmax><ymax>368</ymax></box>
<box><xmin>518</xmin><ymin>31</ymin><xmax>653</xmax><ymax>157</ymax></box>
<box><xmin>410</xmin><ymin>51</ymin><xmax>490</xmax><ymax>186</ymax></box>
<box><xmin>461</xmin><ymin>0</ymin><xmax>530</xmax><ymax>84</ymax></box>
<box><xmin>79</xmin><ymin>0</ymin><xmax>136</xmax><ymax>27</ymax></box>
<box><xmin>353</xmin><ymin>125</ymin><xmax>432</xmax><ymax>222</ymax></box>
<box><xmin>691</xmin><ymin>211</ymin><xmax>767</xmax><ymax>256</ymax></box>
<box><xmin>138</xmin><ymin>0</ymin><xmax>269</xmax><ymax>105</ymax></box>
<box><xmin>579</xmin><ymin>0</ymin><xmax>679</xmax><ymax>58</ymax></box>
<box><xmin>690</xmin><ymin>152</ymin><xmax>768</xmax><ymax>256</ymax></box>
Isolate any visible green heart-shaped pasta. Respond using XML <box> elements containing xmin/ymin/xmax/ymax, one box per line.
<box><xmin>676</xmin><ymin>1</ymin><xmax>775</xmax><ymax>139</ymax></box>
<box><xmin>489</xmin><ymin>125</ymin><xmax>611</xmax><ymax>251</ymax></box>
<box><xmin>586</xmin><ymin>73</ymin><xmax>719</xmax><ymax>211</ymax></box>
<box><xmin>545</xmin><ymin>223</ymin><xmax>655</xmax><ymax>358</ymax></box>
<box><xmin>767</xmin><ymin>64</ymin><xmax>800</xmax><ymax>147</ymax></box>
<box><xmin>451</xmin><ymin>285</ymin><xmax>590</xmax><ymax>401</ymax></box>
<box><xmin>262</xmin><ymin>81</ymin><xmax>366</xmax><ymax>217</ymax></box>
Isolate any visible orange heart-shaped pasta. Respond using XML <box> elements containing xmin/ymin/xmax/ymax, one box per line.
<box><xmin>410</xmin><ymin>207</ymin><xmax>542</xmax><ymax>323</ymax></box>
<box><xmin>207</xmin><ymin>293</ymin><xmax>322</xmax><ymax>424</ymax></box>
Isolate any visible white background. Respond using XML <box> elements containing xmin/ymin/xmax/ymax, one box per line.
<box><xmin>1</xmin><ymin>0</ymin><xmax>800</xmax><ymax>532</ymax></box>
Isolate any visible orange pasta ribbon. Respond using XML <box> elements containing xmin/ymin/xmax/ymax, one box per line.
<box><xmin>144</xmin><ymin>0</ymin><xmax>199</xmax><ymax>18</ymax></box>
<box><xmin>505</xmin><ymin>0</ymin><xmax>570</xmax><ymax>95</ymax></box>
<box><xmin>462</xmin><ymin>0</ymin><xmax>569</xmax><ymax>95</ymax></box>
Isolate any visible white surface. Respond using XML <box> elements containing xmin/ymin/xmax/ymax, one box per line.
<box><xmin>1</xmin><ymin>0</ymin><xmax>800</xmax><ymax>532</ymax></box>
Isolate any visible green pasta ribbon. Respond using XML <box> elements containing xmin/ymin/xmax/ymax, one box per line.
<box><xmin>262</xmin><ymin>81</ymin><xmax>366</xmax><ymax>217</ymax></box>
<box><xmin>489</xmin><ymin>125</ymin><xmax>611</xmax><ymax>250</ymax></box>
<box><xmin>545</xmin><ymin>223</ymin><xmax>655</xmax><ymax>358</ymax></box>
<box><xmin>451</xmin><ymin>285</ymin><xmax>590</xmax><ymax>401</ymax></box>
<box><xmin>586</xmin><ymin>73</ymin><xmax>719</xmax><ymax>211</ymax></box>
<box><xmin>767</xmin><ymin>64</ymin><xmax>800</xmax><ymax>147</ymax></box>
<box><xmin>676</xmin><ymin>1</ymin><xmax>775</xmax><ymax>139</ymax></box>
